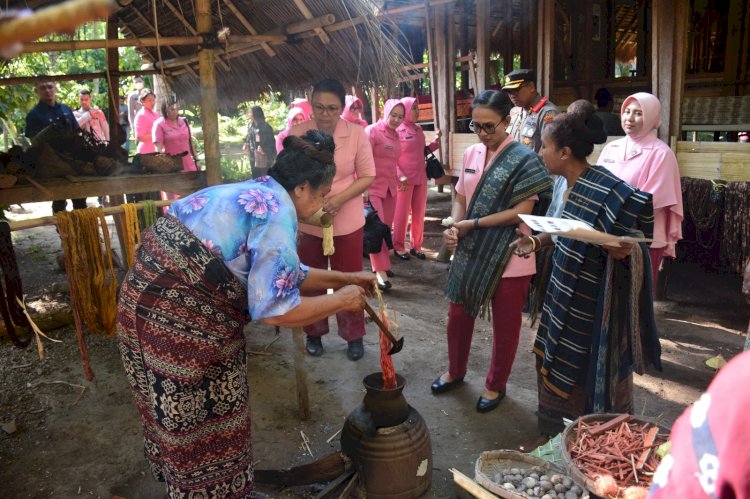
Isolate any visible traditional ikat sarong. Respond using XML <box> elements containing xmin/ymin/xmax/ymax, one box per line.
<box><xmin>117</xmin><ymin>216</ymin><xmax>253</xmax><ymax>498</ymax></box>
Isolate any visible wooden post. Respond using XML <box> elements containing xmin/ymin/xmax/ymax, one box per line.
<box><xmin>504</xmin><ymin>0</ymin><xmax>513</xmax><ymax>76</ymax></box>
<box><xmin>196</xmin><ymin>0</ymin><xmax>222</xmax><ymax>186</ymax></box>
<box><xmin>424</xmin><ymin>4</ymin><xmax>439</xmax><ymax>132</ymax></box>
<box><xmin>433</xmin><ymin>4</ymin><xmax>451</xmax><ymax>162</ymax></box>
<box><xmin>536</xmin><ymin>0</ymin><xmax>554</xmax><ymax>98</ymax></box>
<box><xmin>292</xmin><ymin>327</ymin><xmax>311</xmax><ymax>420</ymax></box>
<box><xmin>475</xmin><ymin>0</ymin><xmax>490</xmax><ymax>92</ymax></box>
<box><xmin>370</xmin><ymin>85</ymin><xmax>379</xmax><ymax>126</ymax></box>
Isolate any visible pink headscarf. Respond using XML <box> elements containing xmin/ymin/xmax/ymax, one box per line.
<box><xmin>374</xmin><ymin>99</ymin><xmax>404</xmax><ymax>133</ymax></box>
<box><xmin>291</xmin><ymin>98</ymin><xmax>312</xmax><ymax>121</ymax></box>
<box><xmin>400</xmin><ymin>96</ymin><xmax>418</xmax><ymax>125</ymax></box>
<box><xmin>342</xmin><ymin>95</ymin><xmax>368</xmax><ymax>127</ymax></box>
<box><xmin>621</xmin><ymin>92</ymin><xmax>661</xmax><ymax>142</ymax></box>
<box><xmin>275</xmin><ymin>107</ymin><xmax>306</xmax><ymax>153</ymax></box>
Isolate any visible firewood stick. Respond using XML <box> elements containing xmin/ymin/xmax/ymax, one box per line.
<box><xmin>587</xmin><ymin>414</ymin><xmax>632</xmax><ymax>437</ymax></box>
<box><xmin>636</xmin><ymin>426</ymin><xmax>660</xmax><ymax>470</ymax></box>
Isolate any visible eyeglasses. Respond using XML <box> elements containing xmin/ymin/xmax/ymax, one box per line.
<box><xmin>313</xmin><ymin>104</ymin><xmax>342</xmax><ymax>116</ymax></box>
<box><xmin>469</xmin><ymin>121</ymin><xmax>502</xmax><ymax>135</ymax></box>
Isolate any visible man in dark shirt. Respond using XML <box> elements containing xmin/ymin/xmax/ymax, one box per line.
<box><xmin>25</xmin><ymin>81</ymin><xmax>86</xmax><ymax>213</ymax></box>
<box><xmin>593</xmin><ymin>87</ymin><xmax>625</xmax><ymax>136</ymax></box>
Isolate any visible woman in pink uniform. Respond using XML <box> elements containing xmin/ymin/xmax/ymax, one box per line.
<box><xmin>153</xmin><ymin>99</ymin><xmax>198</xmax><ymax>201</ymax></box>
<box><xmin>393</xmin><ymin>96</ymin><xmax>441</xmax><ymax>260</ymax></box>
<box><xmin>341</xmin><ymin>95</ymin><xmax>368</xmax><ymax>127</ymax></box>
<box><xmin>275</xmin><ymin>107</ymin><xmax>306</xmax><ymax>153</ymax></box>
<box><xmin>287</xmin><ymin>79</ymin><xmax>376</xmax><ymax>362</ymax></box>
<box><xmin>597</xmin><ymin>92</ymin><xmax>683</xmax><ymax>286</ymax></box>
<box><xmin>365</xmin><ymin>99</ymin><xmax>405</xmax><ymax>290</ymax></box>
<box><xmin>134</xmin><ymin>88</ymin><xmax>159</xmax><ymax>154</ymax></box>
<box><xmin>430</xmin><ymin>90</ymin><xmax>551</xmax><ymax>414</ymax></box>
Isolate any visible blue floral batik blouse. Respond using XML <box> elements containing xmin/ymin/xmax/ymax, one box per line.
<box><xmin>168</xmin><ymin>176</ymin><xmax>309</xmax><ymax>320</ymax></box>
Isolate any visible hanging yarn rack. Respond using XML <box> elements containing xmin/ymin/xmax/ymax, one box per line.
<box><xmin>6</xmin><ymin>200</ymin><xmax>172</xmax><ymax>232</ymax></box>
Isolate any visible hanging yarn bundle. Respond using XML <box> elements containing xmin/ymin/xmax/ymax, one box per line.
<box><xmin>0</xmin><ymin>221</ymin><xmax>31</xmax><ymax>348</ymax></box>
<box><xmin>121</xmin><ymin>203</ymin><xmax>141</xmax><ymax>268</ymax></box>
<box><xmin>56</xmin><ymin>208</ymin><xmax>118</xmax><ymax>335</ymax></box>
<box><xmin>139</xmin><ymin>199</ymin><xmax>158</xmax><ymax>230</ymax></box>
<box><xmin>322</xmin><ymin>225</ymin><xmax>335</xmax><ymax>256</ymax></box>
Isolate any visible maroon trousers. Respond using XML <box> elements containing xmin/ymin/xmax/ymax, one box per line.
<box><xmin>447</xmin><ymin>275</ymin><xmax>532</xmax><ymax>392</ymax></box>
<box><xmin>298</xmin><ymin>227</ymin><xmax>365</xmax><ymax>341</ymax></box>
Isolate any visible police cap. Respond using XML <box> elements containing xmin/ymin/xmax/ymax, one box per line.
<box><xmin>502</xmin><ymin>69</ymin><xmax>535</xmax><ymax>91</ymax></box>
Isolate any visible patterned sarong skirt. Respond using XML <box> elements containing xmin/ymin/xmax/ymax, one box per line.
<box><xmin>117</xmin><ymin>216</ymin><xmax>253</xmax><ymax>498</ymax></box>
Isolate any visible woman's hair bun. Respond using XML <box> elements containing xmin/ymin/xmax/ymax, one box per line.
<box><xmin>282</xmin><ymin>130</ymin><xmax>335</xmax><ymax>165</ymax></box>
<box><xmin>583</xmin><ymin>114</ymin><xmax>608</xmax><ymax>144</ymax></box>
<box><xmin>566</xmin><ymin>99</ymin><xmax>607</xmax><ymax>144</ymax></box>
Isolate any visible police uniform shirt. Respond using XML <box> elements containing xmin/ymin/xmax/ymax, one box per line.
<box><xmin>507</xmin><ymin>94</ymin><xmax>560</xmax><ymax>153</ymax></box>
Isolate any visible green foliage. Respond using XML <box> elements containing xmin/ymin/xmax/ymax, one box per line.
<box><xmin>237</xmin><ymin>92</ymin><xmax>291</xmax><ymax>133</ymax></box>
<box><xmin>0</xmin><ymin>22</ymin><xmax>144</xmax><ymax>141</ymax></box>
<box><xmin>220</xmin><ymin>156</ymin><xmax>252</xmax><ymax>184</ymax></box>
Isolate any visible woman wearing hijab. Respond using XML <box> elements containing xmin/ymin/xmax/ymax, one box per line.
<box><xmin>596</xmin><ymin>92</ymin><xmax>683</xmax><ymax>287</ymax></box>
<box><xmin>287</xmin><ymin>79</ymin><xmax>376</xmax><ymax>361</ymax></box>
<box><xmin>393</xmin><ymin>96</ymin><xmax>442</xmax><ymax>260</ymax></box>
<box><xmin>341</xmin><ymin>95</ymin><xmax>368</xmax><ymax>127</ymax></box>
<box><xmin>134</xmin><ymin>88</ymin><xmax>158</xmax><ymax>153</ymax></box>
<box><xmin>275</xmin><ymin>107</ymin><xmax>306</xmax><ymax>153</ymax></box>
<box><xmin>365</xmin><ymin>99</ymin><xmax>405</xmax><ymax>290</ymax></box>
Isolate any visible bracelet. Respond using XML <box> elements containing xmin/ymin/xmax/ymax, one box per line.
<box><xmin>531</xmin><ymin>235</ymin><xmax>541</xmax><ymax>252</ymax></box>
<box><xmin>529</xmin><ymin>235</ymin><xmax>538</xmax><ymax>252</ymax></box>
<box><xmin>473</xmin><ymin>217</ymin><xmax>480</xmax><ymax>229</ymax></box>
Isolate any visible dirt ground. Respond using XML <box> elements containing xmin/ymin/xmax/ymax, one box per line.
<box><xmin>0</xmin><ymin>189</ymin><xmax>747</xmax><ymax>498</ymax></box>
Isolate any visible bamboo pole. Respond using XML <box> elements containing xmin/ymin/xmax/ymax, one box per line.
<box><xmin>0</xmin><ymin>0</ymin><xmax>116</xmax><ymax>48</ymax></box>
<box><xmin>161</xmin><ymin>0</ymin><xmax>230</xmax><ymax>71</ymax></box>
<box><xmin>223</xmin><ymin>0</ymin><xmax>276</xmax><ymax>57</ymax></box>
<box><xmin>130</xmin><ymin>7</ymin><xmax>197</xmax><ymax>77</ymax></box>
<box><xmin>141</xmin><ymin>15</ymin><xmax>336</xmax><ymax>72</ymax></box>
<box><xmin>293</xmin><ymin>0</ymin><xmax>331</xmax><ymax>44</ymax></box>
<box><xmin>196</xmin><ymin>0</ymin><xmax>221</xmax><ymax>187</ymax></box>
<box><xmin>0</xmin><ymin>70</ymin><xmax>159</xmax><ymax>87</ymax></box>
<box><xmin>7</xmin><ymin>200</ymin><xmax>172</xmax><ymax>232</ymax></box>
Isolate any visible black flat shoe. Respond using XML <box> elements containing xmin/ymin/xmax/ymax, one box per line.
<box><xmin>394</xmin><ymin>251</ymin><xmax>410</xmax><ymax>261</ymax></box>
<box><xmin>377</xmin><ymin>280</ymin><xmax>392</xmax><ymax>291</ymax></box>
<box><xmin>347</xmin><ymin>339</ymin><xmax>364</xmax><ymax>361</ymax></box>
<box><xmin>476</xmin><ymin>389</ymin><xmax>506</xmax><ymax>413</ymax></box>
<box><xmin>430</xmin><ymin>375</ymin><xmax>465</xmax><ymax>394</ymax></box>
<box><xmin>409</xmin><ymin>249</ymin><xmax>426</xmax><ymax>260</ymax></box>
<box><xmin>305</xmin><ymin>336</ymin><xmax>324</xmax><ymax>357</ymax></box>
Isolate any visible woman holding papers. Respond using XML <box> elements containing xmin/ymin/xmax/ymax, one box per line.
<box><xmin>511</xmin><ymin>101</ymin><xmax>662</xmax><ymax>435</ymax></box>
<box><xmin>430</xmin><ymin>89</ymin><xmax>552</xmax><ymax>413</ymax></box>
<box><xmin>596</xmin><ymin>92</ymin><xmax>683</xmax><ymax>286</ymax></box>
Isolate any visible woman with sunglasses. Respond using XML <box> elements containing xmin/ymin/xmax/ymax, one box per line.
<box><xmin>430</xmin><ymin>89</ymin><xmax>552</xmax><ymax>413</ymax></box>
<box><xmin>341</xmin><ymin>95</ymin><xmax>368</xmax><ymax>127</ymax></box>
<box><xmin>392</xmin><ymin>96</ymin><xmax>442</xmax><ymax>260</ymax></box>
<box><xmin>287</xmin><ymin>78</ymin><xmax>376</xmax><ymax>361</ymax></box>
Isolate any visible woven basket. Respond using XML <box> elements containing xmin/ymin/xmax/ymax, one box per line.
<box><xmin>475</xmin><ymin>449</ymin><xmax>589</xmax><ymax>498</ymax></box>
<box><xmin>0</xmin><ymin>173</ymin><xmax>17</xmax><ymax>188</ymax></box>
<box><xmin>560</xmin><ymin>413</ymin><xmax>667</xmax><ymax>496</ymax></box>
<box><xmin>136</xmin><ymin>153</ymin><xmax>183</xmax><ymax>174</ymax></box>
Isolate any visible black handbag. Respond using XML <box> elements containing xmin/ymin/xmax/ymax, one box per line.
<box><xmin>362</xmin><ymin>202</ymin><xmax>393</xmax><ymax>256</ymax></box>
<box><xmin>424</xmin><ymin>146</ymin><xmax>444</xmax><ymax>179</ymax></box>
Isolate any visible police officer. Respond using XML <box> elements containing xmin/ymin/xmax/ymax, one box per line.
<box><xmin>502</xmin><ymin>69</ymin><xmax>559</xmax><ymax>153</ymax></box>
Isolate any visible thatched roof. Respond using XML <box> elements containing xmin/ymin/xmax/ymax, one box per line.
<box><xmin>13</xmin><ymin>0</ymin><xmax>415</xmax><ymax>107</ymax></box>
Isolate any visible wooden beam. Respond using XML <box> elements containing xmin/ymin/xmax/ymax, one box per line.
<box><xmin>196</xmin><ymin>0</ymin><xmax>222</xmax><ymax>187</ymax></box>
<box><xmin>131</xmin><ymin>7</ymin><xmax>197</xmax><ymax>76</ymax></box>
<box><xmin>652</xmin><ymin>0</ymin><xmax>688</xmax><ymax>140</ymax></box>
<box><xmin>293</xmin><ymin>0</ymin><xmax>331</xmax><ymax>44</ymax></box>
<box><xmin>22</xmin><ymin>36</ymin><xmax>203</xmax><ymax>53</ymax></box>
<box><xmin>1</xmin><ymin>173</ymin><xmax>205</xmax><ymax>206</ymax></box>
<box><xmin>223</xmin><ymin>0</ymin><xmax>276</xmax><ymax>57</ymax></box>
<box><xmin>142</xmin><ymin>15</ymin><xmax>335</xmax><ymax>72</ymax></box>
<box><xmin>161</xmin><ymin>0</ymin><xmax>230</xmax><ymax>71</ymax></box>
<box><xmin>475</xmin><ymin>0</ymin><xmax>490</xmax><ymax>92</ymax></box>
<box><xmin>0</xmin><ymin>70</ymin><xmax>158</xmax><ymax>86</ymax></box>
<box><xmin>504</xmin><ymin>0</ymin><xmax>513</xmax><ymax>76</ymax></box>
<box><xmin>105</xmin><ymin>20</ymin><xmax>120</xmax><ymax>144</ymax></box>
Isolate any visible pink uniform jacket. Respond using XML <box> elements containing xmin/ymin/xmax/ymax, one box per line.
<box><xmin>396</xmin><ymin>97</ymin><xmax>439</xmax><ymax>186</ymax></box>
<box><xmin>365</xmin><ymin>99</ymin><xmax>403</xmax><ymax>199</ymax></box>
<box><xmin>597</xmin><ymin>92</ymin><xmax>683</xmax><ymax>257</ymax></box>
<box><xmin>288</xmin><ymin>118</ymin><xmax>375</xmax><ymax>237</ymax></box>
<box><xmin>152</xmin><ymin>117</ymin><xmax>197</xmax><ymax>172</ymax></box>
<box><xmin>134</xmin><ymin>107</ymin><xmax>159</xmax><ymax>154</ymax></box>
